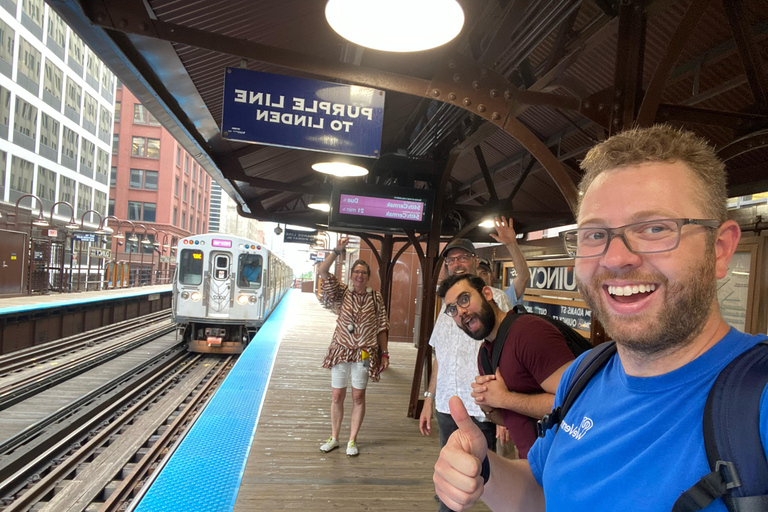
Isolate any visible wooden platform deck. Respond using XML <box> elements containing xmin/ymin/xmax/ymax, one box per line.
<box><xmin>234</xmin><ymin>291</ymin><xmax>491</xmax><ymax>511</ymax></box>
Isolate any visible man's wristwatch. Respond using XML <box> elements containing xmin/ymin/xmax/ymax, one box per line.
<box><xmin>424</xmin><ymin>391</ymin><xmax>435</xmax><ymax>399</ymax></box>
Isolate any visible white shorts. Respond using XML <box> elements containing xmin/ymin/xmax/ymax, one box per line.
<box><xmin>331</xmin><ymin>361</ymin><xmax>369</xmax><ymax>390</ymax></box>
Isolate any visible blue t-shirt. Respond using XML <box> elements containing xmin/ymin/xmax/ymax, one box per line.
<box><xmin>528</xmin><ymin>328</ymin><xmax>768</xmax><ymax>512</ymax></box>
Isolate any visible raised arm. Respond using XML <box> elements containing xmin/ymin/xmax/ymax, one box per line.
<box><xmin>319</xmin><ymin>237</ymin><xmax>349</xmax><ymax>279</ymax></box>
<box><xmin>490</xmin><ymin>217</ymin><xmax>530</xmax><ymax>301</ymax></box>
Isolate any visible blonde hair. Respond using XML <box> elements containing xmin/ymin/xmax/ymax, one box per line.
<box><xmin>578</xmin><ymin>125</ymin><xmax>728</xmax><ymax>222</ymax></box>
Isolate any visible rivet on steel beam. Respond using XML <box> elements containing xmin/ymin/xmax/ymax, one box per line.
<box><xmin>454</xmin><ymin>74</ymin><xmax>463</xmax><ymax>83</ymax></box>
<box><xmin>504</xmin><ymin>90</ymin><xmax>513</xmax><ymax>100</ymax></box>
<box><xmin>448</xmin><ymin>61</ymin><xmax>456</xmax><ymax>69</ymax></box>
<box><xmin>615</xmin><ymin>90</ymin><xmax>622</xmax><ymax>98</ymax></box>
<box><xmin>613</xmin><ymin>103</ymin><xmax>620</xmax><ymax>111</ymax></box>
<box><xmin>472</xmin><ymin>81</ymin><xmax>480</xmax><ymax>90</ymax></box>
<box><xmin>477</xmin><ymin>104</ymin><xmax>486</xmax><ymax>113</ymax></box>
<box><xmin>94</xmin><ymin>13</ymin><xmax>105</xmax><ymax>23</ymax></box>
<box><xmin>598</xmin><ymin>103</ymin><xmax>605</xmax><ymax>111</ymax></box>
<box><xmin>463</xmin><ymin>98</ymin><xmax>472</xmax><ymax>106</ymax></box>
<box><xmin>584</xmin><ymin>101</ymin><xmax>591</xmax><ymax>109</ymax></box>
<box><xmin>492</xmin><ymin>112</ymin><xmax>501</xmax><ymax>120</ymax></box>
<box><xmin>490</xmin><ymin>89</ymin><xmax>499</xmax><ymax>98</ymax></box>
<box><xmin>448</xmin><ymin>93</ymin><xmax>457</xmax><ymax>101</ymax></box>
<box><xmin>432</xmin><ymin>89</ymin><xmax>441</xmax><ymax>97</ymax></box>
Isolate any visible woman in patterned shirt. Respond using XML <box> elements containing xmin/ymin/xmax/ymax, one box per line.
<box><xmin>318</xmin><ymin>237</ymin><xmax>390</xmax><ymax>457</ymax></box>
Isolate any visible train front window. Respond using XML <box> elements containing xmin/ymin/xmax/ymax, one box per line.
<box><xmin>214</xmin><ymin>255</ymin><xmax>229</xmax><ymax>280</ymax></box>
<box><xmin>179</xmin><ymin>249</ymin><xmax>204</xmax><ymax>285</ymax></box>
<box><xmin>238</xmin><ymin>254</ymin><xmax>263</xmax><ymax>288</ymax></box>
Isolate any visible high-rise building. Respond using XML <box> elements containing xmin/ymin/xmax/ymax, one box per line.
<box><xmin>208</xmin><ymin>181</ymin><xmax>222</xmax><ymax>233</ymax></box>
<box><xmin>0</xmin><ymin>1</ymin><xmax>113</xmax><ymax>228</ymax></box>
<box><xmin>109</xmin><ymin>84</ymin><xmax>211</xmax><ymax>283</ymax></box>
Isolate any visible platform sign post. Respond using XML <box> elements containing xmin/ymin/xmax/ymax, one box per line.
<box><xmin>221</xmin><ymin>68</ymin><xmax>385</xmax><ymax>158</ymax></box>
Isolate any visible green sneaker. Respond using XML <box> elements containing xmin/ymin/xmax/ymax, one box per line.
<box><xmin>346</xmin><ymin>440</ymin><xmax>359</xmax><ymax>457</ymax></box>
<box><xmin>320</xmin><ymin>437</ymin><xmax>339</xmax><ymax>452</ymax></box>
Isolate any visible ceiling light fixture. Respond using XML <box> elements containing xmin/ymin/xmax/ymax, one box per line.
<box><xmin>479</xmin><ymin>219</ymin><xmax>495</xmax><ymax>228</ymax></box>
<box><xmin>308</xmin><ymin>202</ymin><xmax>331</xmax><ymax>212</ymax></box>
<box><xmin>311</xmin><ymin>161</ymin><xmax>369</xmax><ymax>177</ymax></box>
<box><xmin>325</xmin><ymin>0</ymin><xmax>464</xmax><ymax>52</ymax></box>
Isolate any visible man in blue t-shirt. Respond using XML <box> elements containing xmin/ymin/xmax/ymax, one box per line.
<box><xmin>432</xmin><ymin>125</ymin><xmax>768</xmax><ymax>512</ymax></box>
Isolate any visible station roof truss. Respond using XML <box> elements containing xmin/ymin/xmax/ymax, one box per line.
<box><xmin>51</xmin><ymin>0</ymin><xmax>768</xmax><ymax>241</ymax></box>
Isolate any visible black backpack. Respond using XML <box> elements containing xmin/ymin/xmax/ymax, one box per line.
<box><xmin>537</xmin><ymin>339</ymin><xmax>768</xmax><ymax>512</ymax></box>
<box><xmin>479</xmin><ymin>306</ymin><xmax>592</xmax><ymax>376</ymax></box>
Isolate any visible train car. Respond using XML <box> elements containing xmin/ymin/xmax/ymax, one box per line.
<box><xmin>172</xmin><ymin>234</ymin><xmax>293</xmax><ymax>354</ymax></box>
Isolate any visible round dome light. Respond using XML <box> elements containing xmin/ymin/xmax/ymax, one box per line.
<box><xmin>325</xmin><ymin>0</ymin><xmax>465</xmax><ymax>52</ymax></box>
<box><xmin>311</xmin><ymin>161</ymin><xmax>369</xmax><ymax>177</ymax></box>
<box><xmin>308</xmin><ymin>202</ymin><xmax>331</xmax><ymax>212</ymax></box>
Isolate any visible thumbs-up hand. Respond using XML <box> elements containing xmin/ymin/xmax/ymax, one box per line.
<box><xmin>433</xmin><ymin>396</ymin><xmax>488</xmax><ymax>511</ymax></box>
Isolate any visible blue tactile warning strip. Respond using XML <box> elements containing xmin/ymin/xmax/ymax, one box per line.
<box><xmin>0</xmin><ymin>285</ymin><xmax>172</xmax><ymax>315</ymax></box>
<box><xmin>133</xmin><ymin>289</ymin><xmax>294</xmax><ymax>512</ymax></box>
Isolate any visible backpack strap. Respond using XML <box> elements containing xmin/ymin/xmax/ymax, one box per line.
<box><xmin>479</xmin><ymin>312</ymin><xmax>521</xmax><ymax>376</ymax></box>
<box><xmin>537</xmin><ymin>341</ymin><xmax>617</xmax><ymax>438</ymax></box>
<box><xmin>672</xmin><ymin>339</ymin><xmax>768</xmax><ymax>512</ymax></box>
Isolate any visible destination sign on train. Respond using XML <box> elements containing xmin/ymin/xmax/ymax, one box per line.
<box><xmin>221</xmin><ymin>68</ymin><xmax>385</xmax><ymax>158</ymax></box>
<box><xmin>339</xmin><ymin>194</ymin><xmax>426</xmax><ymax>222</ymax></box>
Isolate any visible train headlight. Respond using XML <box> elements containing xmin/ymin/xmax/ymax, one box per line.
<box><xmin>190</xmin><ymin>291</ymin><xmax>201</xmax><ymax>301</ymax></box>
<box><xmin>248</xmin><ymin>295</ymin><xmax>257</xmax><ymax>304</ymax></box>
<box><xmin>181</xmin><ymin>291</ymin><xmax>190</xmax><ymax>300</ymax></box>
<box><xmin>237</xmin><ymin>294</ymin><xmax>249</xmax><ymax>305</ymax></box>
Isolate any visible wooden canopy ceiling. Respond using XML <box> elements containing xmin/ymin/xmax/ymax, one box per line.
<box><xmin>51</xmin><ymin>0</ymin><xmax>768</xmax><ymax>240</ymax></box>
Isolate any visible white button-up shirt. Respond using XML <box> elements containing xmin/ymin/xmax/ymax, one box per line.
<box><xmin>429</xmin><ymin>287</ymin><xmax>512</xmax><ymax>419</ymax></box>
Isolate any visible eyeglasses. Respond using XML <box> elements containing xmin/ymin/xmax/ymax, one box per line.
<box><xmin>562</xmin><ymin>218</ymin><xmax>720</xmax><ymax>258</ymax></box>
<box><xmin>444</xmin><ymin>254</ymin><xmax>474</xmax><ymax>265</ymax></box>
<box><xmin>444</xmin><ymin>291</ymin><xmax>472</xmax><ymax>317</ymax></box>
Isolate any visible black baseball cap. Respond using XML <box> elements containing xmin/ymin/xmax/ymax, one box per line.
<box><xmin>441</xmin><ymin>238</ymin><xmax>475</xmax><ymax>257</ymax></box>
<box><xmin>477</xmin><ymin>258</ymin><xmax>492</xmax><ymax>271</ymax></box>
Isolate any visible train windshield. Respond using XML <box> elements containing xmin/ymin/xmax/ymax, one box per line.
<box><xmin>179</xmin><ymin>249</ymin><xmax>204</xmax><ymax>285</ymax></box>
<box><xmin>238</xmin><ymin>254</ymin><xmax>263</xmax><ymax>288</ymax></box>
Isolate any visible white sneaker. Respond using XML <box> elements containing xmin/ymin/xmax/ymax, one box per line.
<box><xmin>346</xmin><ymin>440</ymin><xmax>359</xmax><ymax>457</ymax></box>
<box><xmin>320</xmin><ymin>437</ymin><xmax>339</xmax><ymax>452</ymax></box>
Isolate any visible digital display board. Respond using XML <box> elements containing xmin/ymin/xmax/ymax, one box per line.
<box><xmin>212</xmin><ymin>239</ymin><xmax>233</xmax><ymax>248</ymax></box>
<box><xmin>330</xmin><ymin>183</ymin><xmax>434</xmax><ymax>232</ymax></box>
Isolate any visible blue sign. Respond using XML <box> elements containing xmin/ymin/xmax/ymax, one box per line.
<box><xmin>522</xmin><ymin>300</ymin><xmax>591</xmax><ymax>333</ymax></box>
<box><xmin>222</xmin><ymin>68</ymin><xmax>385</xmax><ymax>157</ymax></box>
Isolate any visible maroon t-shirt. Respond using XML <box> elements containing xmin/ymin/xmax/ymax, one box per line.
<box><xmin>478</xmin><ymin>313</ymin><xmax>575</xmax><ymax>458</ymax></box>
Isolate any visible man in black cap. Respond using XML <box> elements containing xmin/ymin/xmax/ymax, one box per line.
<box><xmin>420</xmin><ymin>217</ymin><xmax>528</xmax><ymax>512</ymax></box>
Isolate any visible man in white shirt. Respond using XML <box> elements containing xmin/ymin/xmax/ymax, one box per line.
<box><xmin>419</xmin><ymin>218</ymin><xmax>529</xmax><ymax>512</ymax></box>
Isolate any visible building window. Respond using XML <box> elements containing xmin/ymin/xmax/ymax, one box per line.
<box><xmin>176</xmin><ymin>147</ymin><xmax>180</xmax><ymax>166</ymax></box>
<box><xmin>128</xmin><ymin>201</ymin><xmax>155</xmax><ymax>222</ymax></box>
<box><xmin>68</xmin><ymin>31</ymin><xmax>84</xmax><ymax>67</ymax></box>
<box><xmin>101</xmin><ymin>66</ymin><xmax>114</xmax><ymax>94</ymax></box>
<box><xmin>94</xmin><ymin>190</ymin><xmax>107</xmax><ymax>216</ymax></box>
<box><xmin>173</xmin><ymin>207</ymin><xmax>177</xmax><ymax>226</ymax></box>
<box><xmin>77</xmin><ymin>183</ymin><xmax>92</xmax><ymax>213</ymax></box>
<box><xmin>40</xmin><ymin>113</ymin><xmax>59</xmax><ymax>150</ymax></box>
<box><xmin>98</xmin><ymin>105</ymin><xmax>112</xmax><ymax>136</ymax></box>
<box><xmin>184</xmin><ymin>155</ymin><xmax>189</xmax><ymax>174</ymax></box>
<box><xmin>129</xmin><ymin>169</ymin><xmax>158</xmax><ymax>190</ymax></box>
<box><xmin>83</xmin><ymin>93</ymin><xmax>97</xmax><ymax>126</ymax></box>
<box><xmin>0</xmin><ymin>19</ymin><xmax>14</xmax><ymax>68</ymax></box>
<box><xmin>86</xmin><ymin>51</ymin><xmax>100</xmax><ymax>83</ymax></box>
<box><xmin>110</xmin><ymin>166</ymin><xmax>117</xmax><ymax>186</ymax></box>
<box><xmin>143</xmin><ymin>202</ymin><xmax>156</xmax><ymax>222</ymax></box>
<box><xmin>182</xmin><ymin>211</ymin><xmax>186</xmax><ymax>229</ymax></box>
<box><xmin>23</xmin><ymin>0</ymin><xmax>44</xmax><ymax>30</ymax></box>
<box><xmin>62</xmin><ymin>126</ymin><xmax>79</xmax><ymax>161</ymax></box>
<box><xmin>65</xmin><ymin>77</ymin><xmax>82</xmax><ymax>116</ymax></box>
<box><xmin>80</xmin><ymin>138</ymin><xmax>95</xmax><ymax>169</ymax></box>
<box><xmin>96</xmin><ymin>149</ymin><xmax>109</xmax><ymax>181</ymax></box>
<box><xmin>36</xmin><ymin>166</ymin><xmax>56</xmax><ymax>202</ymax></box>
<box><xmin>131</xmin><ymin>136</ymin><xmax>160</xmax><ymax>158</ymax></box>
<box><xmin>14</xmin><ymin>97</ymin><xmax>37</xmax><ymax>139</ymax></box>
<box><xmin>190</xmin><ymin>191</ymin><xmax>195</xmax><ymax>209</ymax></box>
<box><xmin>127</xmin><ymin>201</ymin><xmax>140</xmax><ymax>221</ymax></box>
<box><xmin>10</xmin><ymin>157</ymin><xmax>33</xmax><ymax>194</ymax></box>
<box><xmin>47</xmin><ymin>9</ymin><xmax>66</xmax><ymax>48</ymax></box>
<box><xmin>112</xmin><ymin>134</ymin><xmax>119</xmax><ymax>154</ymax></box>
<box><xmin>183</xmin><ymin>183</ymin><xmax>187</xmax><ymax>202</ymax></box>
<box><xmin>18</xmin><ymin>38</ymin><xmax>41</xmax><ymax>85</ymax></box>
<box><xmin>58</xmin><ymin>175</ymin><xmax>75</xmax><ymax>204</ymax></box>
<box><xmin>204</xmin><ymin>198</ymin><xmax>207</xmax><ymax>214</ymax></box>
<box><xmin>43</xmin><ymin>60</ymin><xmax>63</xmax><ymax>101</ymax></box>
<box><xmin>114</xmin><ymin>101</ymin><xmax>121</xmax><ymax>122</ymax></box>
<box><xmin>174</xmin><ymin>176</ymin><xmax>179</xmax><ymax>196</ymax></box>
<box><xmin>108</xmin><ymin>199</ymin><xmax>114</xmax><ymax>216</ymax></box>
<box><xmin>133</xmin><ymin>103</ymin><xmax>160</xmax><ymax>125</ymax></box>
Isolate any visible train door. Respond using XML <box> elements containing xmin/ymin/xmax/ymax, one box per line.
<box><xmin>207</xmin><ymin>252</ymin><xmax>233</xmax><ymax>317</ymax></box>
